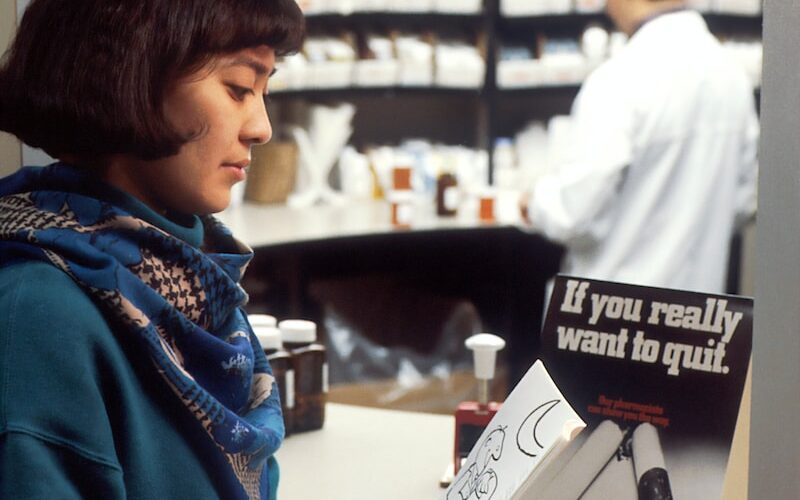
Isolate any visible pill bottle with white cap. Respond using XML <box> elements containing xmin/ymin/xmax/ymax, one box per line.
<box><xmin>278</xmin><ymin>319</ymin><xmax>327</xmax><ymax>432</ymax></box>
<box><xmin>249</xmin><ymin>314</ymin><xmax>277</xmax><ymax>329</ymax></box>
<box><xmin>252</xmin><ymin>320</ymin><xmax>295</xmax><ymax>436</ymax></box>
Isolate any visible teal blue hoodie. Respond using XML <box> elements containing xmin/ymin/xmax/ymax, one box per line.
<box><xmin>0</xmin><ymin>176</ymin><xmax>279</xmax><ymax>499</ymax></box>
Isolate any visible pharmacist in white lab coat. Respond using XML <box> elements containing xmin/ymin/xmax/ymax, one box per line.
<box><xmin>521</xmin><ymin>0</ymin><xmax>759</xmax><ymax>294</ymax></box>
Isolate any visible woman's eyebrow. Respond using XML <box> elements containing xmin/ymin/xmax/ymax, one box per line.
<box><xmin>224</xmin><ymin>56</ymin><xmax>276</xmax><ymax>77</ymax></box>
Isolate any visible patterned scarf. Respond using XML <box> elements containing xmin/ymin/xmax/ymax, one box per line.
<box><xmin>0</xmin><ymin>163</ymin><xmax>282</xmax><ymax>500</ymax></box>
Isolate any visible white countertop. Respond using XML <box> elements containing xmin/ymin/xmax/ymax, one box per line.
<box><xmin>274</xmin><ymin>386</ymin><xmax>750</xmax><ymax>500</ymax></box>
<box><xmin>275</xmin><ymin>403</ymin><xmax>453</xmax><ymax>500</ymax></box>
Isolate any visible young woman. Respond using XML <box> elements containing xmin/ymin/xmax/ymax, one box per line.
<box><xmin>0</xmin><ymin>1</ymin><xmax>304</xmax><ymax>498</ymax></box>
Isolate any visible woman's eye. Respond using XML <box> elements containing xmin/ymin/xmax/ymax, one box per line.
<box><xmin>228</xmin><ymin>84</ymin><xmax>253</xmax><ymax>101</ymax></box>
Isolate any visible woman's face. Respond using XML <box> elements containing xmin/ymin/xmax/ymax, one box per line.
<box><xmin>105</xmin><ymin>45</ymin><xmax>276</xmax><ymax>216</ymax></box>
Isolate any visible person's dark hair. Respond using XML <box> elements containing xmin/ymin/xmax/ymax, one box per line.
<box><xmin>0</xmin><ymin>0</ymin><xmax>305</xmax><ymax>160</ymax></box>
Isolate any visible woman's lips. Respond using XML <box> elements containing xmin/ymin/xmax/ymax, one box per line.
<box><xmin>221</xmin><ymin>162</ymin><xmax>248</xmax><ymax>181</ymax></box>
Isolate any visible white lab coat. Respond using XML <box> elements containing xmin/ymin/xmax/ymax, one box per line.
<box><xmin>528</xmin><ymin>11</ymin><xmax>759</xmax><ymax>294</ymax></box>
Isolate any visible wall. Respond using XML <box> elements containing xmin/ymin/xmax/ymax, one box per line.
<box><xmin>750</xmin><ymin>0</ymin><xmax>800</xmax><ymax>497</ymax></box>
<box><xmin>0</xmin><ymin>0</ymin><xmax>20</xmax><ymax>176</ymax></box>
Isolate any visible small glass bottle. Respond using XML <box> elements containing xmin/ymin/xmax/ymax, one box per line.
<box><xmin>253</xmin><ymin>324</ymin><xmax>295</xmax><ymax>436</ymax></box>
<box><xmin>436</xmin><ymin>171</ymin><xmax>458</xmax><ymax>217</ymax></box>
<box><xmin>279</xmin><ymin>319</ymin><xmax>327</xmax><ymax>432</ymax></box>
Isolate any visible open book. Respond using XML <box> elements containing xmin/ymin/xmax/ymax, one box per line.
<box><xmin>524</xmin><ymin>418</ymin><xmax>673</xmax><ymax>500</ymax></box>
<box><xmin>443</xmin><ymin>361</ymin><xmax>680</xmax><ymax>500</ymax></box>
<box><xmin>442</xmin><ymin>360</ymin><xmax>585</xmax><ymax>500</ymax></box>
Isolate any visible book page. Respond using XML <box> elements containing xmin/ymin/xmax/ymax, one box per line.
<box><xmin>535</xmin><ymin>419</ymin><xmax>626</xmax><ymax>500</ymax></box>
<box><xmin>509</xmin><ymin>418</ymin><xmax>585</xmax><ymax>500</ymax></box>
<box><xmin>443</xmin><ymin>360</ymin><xmax>585</xmax><ymax>500</ymax></box>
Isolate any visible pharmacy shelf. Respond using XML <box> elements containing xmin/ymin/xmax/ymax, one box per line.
<box><xmin>497</xmin><ymin>12</ymin><xmax>608</xmax><ymax>29</ymax></box>
<box><xmin>270</xmin><ymin>86</ymin><xmax>485</xmax><ymax>100</ymax></box>
<box><xmin>491</xmin><ymin>83</ymin><xmax>762</xmax><ymax>98</ymax></box>
<box><xmin>274</xmin><ymin>2</ymin><xmax>762</xmax><ymax>167</ymax></box>
<box><xmin>305</xmin><ymin>12</ymin><xmax>485</xmax><ymax>26</ymax></box>
<box><xmin>270</xmin><ymin>84</ymin><xmax>587</xmax><ymax>99</ymax></box>
<box><xmin>497</xmin><ymin>11</ymin><xmax>760</xmax><ymax>37</ymax></box>
<box><xmin>304</xmin><ymin>10</ymin><xmax>759</xmax><ymax>27</ymax></box>
<box><xmin>702</xmin><ymin>12</ymin><xmax>763</xmax><ymax>34</ymax></box>
<box><xmin>492</xmin><ymin>83</ymin><xmax>581</xmax><ymax>95</ymax></box>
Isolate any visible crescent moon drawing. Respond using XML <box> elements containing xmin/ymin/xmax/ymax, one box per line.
<box><xmin>516</xmin><ymin>399</ymin><xmax>561</xmax><ymax>457</ymax></box>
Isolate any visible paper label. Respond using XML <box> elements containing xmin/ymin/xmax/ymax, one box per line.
<box><xmin>397</xmin><ymin>203</ymin><xmax>413</xmax><ymax>225</ymax></box>
<box><xmin>285</xmin><ymin>369</ymin><xmax>295</xmax><ymax>409</ymax></box>
<box><xmin>444</xmin><ymin>187</ymin><xmax>459</xmax><ymax>211</ymax></box>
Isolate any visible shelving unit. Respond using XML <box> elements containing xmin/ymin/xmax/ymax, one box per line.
<box><xmin>304</xmin><ymin>12</ymin><xmax>486</xmax><ymax>28</ymax></box>
<box><xmin>254</xmin><ymin>0</ymin><xmax>763</xmax><ymax>391</ymax></box>
<box><xmin>270</xmin><ymin>1</ymin><xmax>762</xmax><ymax>175</ymax></box>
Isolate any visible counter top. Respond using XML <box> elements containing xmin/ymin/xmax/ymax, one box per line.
<box><xmin>275</xmin><ymin>403</ymin><xmax>453</xmax><ymax>500</ymax></box>
<box><xmin>216</xmin><ymin>197</ymin><xmax>525</xmax><ymax>248</ymax></box>
<box><xmin>273</xmin><ymin>386</ymin><xmax>750</xmax><ymax>500</ymax></box>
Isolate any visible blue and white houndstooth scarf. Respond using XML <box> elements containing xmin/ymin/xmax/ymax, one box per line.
<box><xmin>0</xmin><ymin>163</ymin><xmax>283</xmax><ymax>500</ymax></box>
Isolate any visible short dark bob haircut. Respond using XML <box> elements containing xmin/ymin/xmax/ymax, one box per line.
<box><xmin>0</xmin><ymin>0</ymin><xmax>305</xmax><ymax>160</ymax></box>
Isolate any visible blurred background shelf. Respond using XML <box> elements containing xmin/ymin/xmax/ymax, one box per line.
<box><xmin>271</xmin><ymin>1</ymin><xmax>762</xmax><ymax>157</ymax></box>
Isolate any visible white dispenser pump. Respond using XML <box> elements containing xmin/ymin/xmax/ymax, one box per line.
<box><xmin>465</xmin><ymin>333</ymin><xmax>506</xmax><ymax>406</ymax></box>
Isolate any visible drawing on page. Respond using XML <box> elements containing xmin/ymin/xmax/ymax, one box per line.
<box><xmin>449</xmin><ymin>426</ymin><xmax>506</xmax><ymax>500</ymax></box>
<box><xmin>516</xmin><ymin>399</ymin><xmax>562</xmax><ymax>457</ymax></box>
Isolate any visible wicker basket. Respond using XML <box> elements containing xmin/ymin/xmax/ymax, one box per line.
<box><xmin>244</xmin><ymin>141</ymin><xmax>299</xmax><ymax>204</ymax></box>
